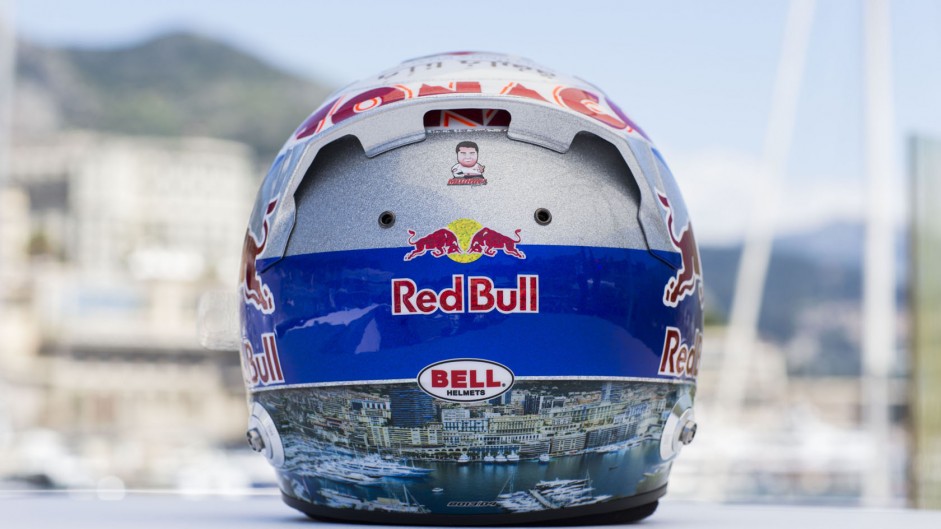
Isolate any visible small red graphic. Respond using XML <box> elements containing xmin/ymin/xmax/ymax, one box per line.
<box><xmin>404</xmin><ymin>228</ymin><xmax>462</xmax><ymax>261</ymax></box>
<box><xmin>240</xmin><ymin>199</ymin><xmax>278</xmax><ymax>313</ymax></box>
<box><xmin>468</xmin><ymin>228</ymin><xmax>526</xmax><ymax>259</ymax></box>
<box><xmin>658</xmin><ymin>192</ymin><xmax>702</xmax><ymax>308</ymax></box>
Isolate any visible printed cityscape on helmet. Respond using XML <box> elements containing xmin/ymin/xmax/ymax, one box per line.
<box><xmin>237</xmin><ymin>51</ymin><xmax>703</xmax><ymax>525</ymax></box>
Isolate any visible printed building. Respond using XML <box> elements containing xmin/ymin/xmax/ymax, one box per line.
<box><xmin>267</xmin><ymin>381</ymin><xmax>676</xmax><ymax>462</ymax></box>
<box><xmin>550</xmin><ymin>432</ymin><xmax>587</xmax><ymax>454</ymax></box>
<box><xmin>585</xmin><ymin>423</ymin><xmax>632</xmax><ymax>448</ymax></box>
<box><xmin>389</xmin><ymin>387</ymin><xmax>436</xmax><ymax>428</ymax></box>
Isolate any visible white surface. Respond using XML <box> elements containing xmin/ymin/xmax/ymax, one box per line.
<box><xmin>3</xmin><ymin>492</ymin><xmax>941</xmax><ymax>528</ymax></box>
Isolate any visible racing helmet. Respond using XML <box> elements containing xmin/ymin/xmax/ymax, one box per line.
<box><xmin>239</xmin><ymin>52</ymin><xmax>702</xmax><ymax>525</ymax></box>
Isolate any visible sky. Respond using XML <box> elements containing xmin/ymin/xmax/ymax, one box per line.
<box><xmin>7</xmin><ymin>0</ymin><xmax>941</xmax><ymax>244</ymax></box>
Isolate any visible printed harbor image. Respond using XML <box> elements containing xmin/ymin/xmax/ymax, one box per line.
<box><xmin>256</xmin><ymin>380</ymin><xmax>691</xmax><ymax>514</ymax></box>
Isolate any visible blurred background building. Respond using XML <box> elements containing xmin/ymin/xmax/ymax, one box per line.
<box><xmin>1</xmin><ymin>131</ymin><xmax>258</xmax><ymax>488</ymax></box>
<box><xmin>0</xmin><ymin>0</ymin><xmax>939</xmax><ymax>510</ymax></box>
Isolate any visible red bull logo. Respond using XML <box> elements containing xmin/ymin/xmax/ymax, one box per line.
<box><xmin>392</xmin><ymin>275</ymin><xmax>539</xmax><ymax>315</ymax></box>
<box><xmin>404</xmin><ymin>219</ymin><xmax>525</xmax><ymax>263</ymax></box>
<box><xmin>467</xmin><ymin>228</ymin><xmax>525</xmax><ymax>259</ymax></box>
<box><xmin>242</xmin><ymin>333</ymin><xmax>285</xmax><ymax>388</ymax></box>
<box><xmin>657</xmin><ymin>192</ymin><xmax>702</xmax><ymax>308</ymax></box>
<box><xmin>404</xmin><ymin>228</ymin><xmax>462</xmax><ymax>261</ymax></box>
<box><xmin>658</xmin><ymin>326</ymin><xmax>701</xmax><ymax>379</ymax></box>
<box><xmin>240</xmin><ymin>199</ymin><xmax>278</xmax><ymax>314</ymax></box>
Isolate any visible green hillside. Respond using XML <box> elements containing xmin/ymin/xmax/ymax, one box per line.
<box><xmin>15</xmin><ymin>32</ymin><xmax>334</xmax><ymax>159</ymax></box>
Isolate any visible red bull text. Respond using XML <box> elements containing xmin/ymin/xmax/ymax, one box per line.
<box><xmin>242</xmin><ymin>333</ymin><xmax>285</xmax><ymax>388</ymax></box>
<box><xmin>657</xmin><ymin>326</ymin><xmax>701</xmax><ymax>379</ymax></box>
<box><xmin>392</xmin><ymin>275</ymin><xmax>539</xmax><ymax>315</ymax></box>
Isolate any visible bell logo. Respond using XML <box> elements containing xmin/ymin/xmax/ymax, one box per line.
<box><xmin>417</xmin><ymin>359</ymin><xmax>514</xmax><ymax>403</ymax></box>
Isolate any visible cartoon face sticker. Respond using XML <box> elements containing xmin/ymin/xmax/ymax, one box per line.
<box><xmin>456</xmin><ymin>143</ymin><xmax>479</xmax><ymax>169</ymax></box>
<box><xmin>448</xmin><ymin>141</ymin><xmax>487</xmax><ymax>186</ymax></box>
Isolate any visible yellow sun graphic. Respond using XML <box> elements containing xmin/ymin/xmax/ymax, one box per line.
<box><xmin>446</xmin><ymin>218</ymin><xmax>483</xmax><ymax>263</ymax></box>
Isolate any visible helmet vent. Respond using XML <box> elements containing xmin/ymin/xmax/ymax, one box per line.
<box><xmin>423</xmin><ymin>109</ymin><xmax>512</xmax><ymax>130</ymax></box>
<box><xmin>378</xmin><ymin>211</ymin><xmax>396</xmax><ymax>228</ymax></box>
<box><xmin>534</xmin><ymin>208</ymin><xmax>552</xmax><ymax>226</ymax></box>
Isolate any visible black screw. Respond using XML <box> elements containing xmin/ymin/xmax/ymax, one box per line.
<box><xmin>534</xmin><ymin>208</ymin><xmax>552</xmax><ymax>225</ymax></box>
<box><xmin>378</xmin><ymin>211</ymin><xmax>396</xmax><ymax>228</ymax></box>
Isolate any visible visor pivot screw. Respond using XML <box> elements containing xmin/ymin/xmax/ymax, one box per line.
<box><xmin>679</xmin><ymin>421</ymin><xmax>697</xmax><ymax>445</ymax></box>
<box><xmin>246</xmin><ymin>428</ymin><xmax>266</xmax><ymax>453</ymax></box>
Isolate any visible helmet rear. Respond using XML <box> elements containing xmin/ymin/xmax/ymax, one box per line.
<box><xmin>238</xmin><ymin>52</ymin><xmax>702</xmax><ymax>524</ymax></box>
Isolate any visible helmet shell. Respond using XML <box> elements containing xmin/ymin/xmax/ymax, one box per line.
<box><xmin>239</xmin><ymin>52</ymin><xmax>702</xmax><ymax>524</ymax></box>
